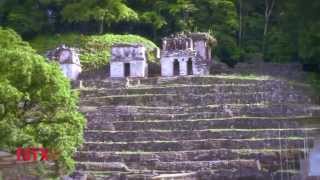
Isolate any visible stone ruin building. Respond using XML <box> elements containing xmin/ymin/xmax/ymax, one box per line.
<box><xmin>110</xmin><ymin>44</ymin><xmax>148</xmax><ymax>78</ymax></box>
<box><xmin>109</xmin><ymin>32</ymin><xmax>216</xmax><ymax>78</ymax></box>
<box><xmin>46</xmin><ymin>33</ymin><xmax>216</xmax><ymax>80</ymax></box>
<box><xmin>160</xmin><ymin>32</ymin><xmax>217</xmax><ymax>76</ymax></box>
<box><xmin>46</xmin><ymin>45</ymin><xmax>82</xmax><ymax>80</ymax></box>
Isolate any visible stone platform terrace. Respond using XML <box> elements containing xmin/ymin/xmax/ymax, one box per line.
<box><xmin>75</xmin><ymin>75</ymin><xmax>320</xmax><ymax>180</ymax></box>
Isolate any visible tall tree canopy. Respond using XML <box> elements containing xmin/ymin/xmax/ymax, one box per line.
<box><xmin>0</xmin><ymin>27</ymin><xmax>85</xmax><ymax>175</ymax></box>
<box><xmin>0</xmin><ymin>0</ymin><xmax>49</xmax><ymax>35</ymax></box>
<box><xmin>61</xmin><ymin>0</ymin><xmax>138</xmax><ymax>34</ymax></box>
<box><xmin>0</xmin><ymin>0</ymin><xmax>319</xmax><ymax>65</ymax></box>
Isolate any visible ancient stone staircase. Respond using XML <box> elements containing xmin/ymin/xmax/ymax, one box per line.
<box><xmin>75</xmin><ymin>76</ymin><xmax>320</xmax><ymax>180</ymax></box>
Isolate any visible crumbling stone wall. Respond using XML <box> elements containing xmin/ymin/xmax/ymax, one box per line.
<box><xmin>110</xmin><ymin>44</ymin><xmax>148</xmax><ymax>78</ymax></box>
<box><xmin>46</xmin><ymin>44</ymin><xmax>82</xmax><ymax>80</ymax></box>
<box><xmin>160</xmin><ymin>32</ymin><xmax>216</xmax><ymax>77</ymax></box>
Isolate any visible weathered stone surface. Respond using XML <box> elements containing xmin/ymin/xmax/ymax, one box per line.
<box><xmin>46</xmin><ymin>44</ymin><xmax>82</xmax><ymax>80</ymax></box>
<box><xmin>110</xmin><ymin>44</ymin><xmax>148</xmax><ymax>78</ymax></box>
<box><xmin>75</xmin><ymin>149</ymin><xmax>303</xmax><ymax>165</ymax></box>
<box><xmin>83</xmin><ymin>129</ymin><xmax>318</xmax><ymax>142</ymax></box>
<box><xmin>160</xmin><ymin>32</ymin><xmax>216</xmax><ymax>76</ymax></box>
<box><xmin>81</xmin><ymin>139</ymin><xmax>310</xmax><ymax>152</ymax></box>
<box><xmin>75</xmin><ymin>76</ymin><xmax>320</xmax><ymax>179</ymax></box>
<box><xmin>80</xmin><ymin>92</ymin><xmax>311</xmax><ymax>107</ymax></box>
<box><xmin>76</xmin><ymin>162</ymin><xmax>131</xmax><ymax>172</ymax></box>
<box><xmin>83</xmin><ymin>104</ymin><xmax>320</xmax><ymax>122</ymax></box>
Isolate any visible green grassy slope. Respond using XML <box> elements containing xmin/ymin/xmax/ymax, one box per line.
<box><xmin>29</xmin><ymin>33</ymin><xmax>158</xmax><ymax>71</ymax></box>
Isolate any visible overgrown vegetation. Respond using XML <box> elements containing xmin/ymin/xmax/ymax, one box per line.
<box><xmin>0</xmin><ymin>27</ymin><xmax>85</xmax><ymax>176</ymax></box>
<box><xmin>30</xmin><ymin>33</ymin><xmax>158</xmax><ymax>71</ymax></box>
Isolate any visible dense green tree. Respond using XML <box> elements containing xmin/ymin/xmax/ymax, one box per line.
<box><xmin>0</xmin><ymin>0</ymin><xmax>319</xmax><ymax>65</ymax></box>
<box><xmin>62</xmin><ymin>0</ymin><xmax>138</xmax><ymax>34</ymax></box>
<box><xmin>191</xmin><ymin>0</ymin><xmax>239</xmax><ymax>64</ymax></box>
<box><xmin>289</xmin><ymin>0</ymin><xmax>320</xmax><ymax>64</ymax></box>
<box><xmin>0</xmin><ymin>27</ymin><xmax>85</xmax><ymax>176</ymax></box>
<box><xmin>127</xmin><ymin>0</ymin><xmax>198</xmax><ymax>38</ymax></box>
<box><xmin>166</xmin><ymin>0</ymin><xmax>198</xmax><ymax>31</ymax></box>
<box><xmin>0</xmin><ymin>0</ymin><xmax>49</xmax><ymax>35</ymax></box>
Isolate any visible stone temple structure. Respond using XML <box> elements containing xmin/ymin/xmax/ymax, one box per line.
<box><xmin>160</xmin><ymin>32</ymin><xmax>216</xmax><ymax>76</ymax></box>
<box><xmin>46</xmin><ymin>45</ymin><xmax>82</xmax><ymax>80</ymax></box>
<box><xmin>110</xmin><ymin>44</ymin><xmax>148</xmax><ymax>78</ymax></box>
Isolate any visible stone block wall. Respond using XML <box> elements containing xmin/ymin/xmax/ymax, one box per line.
<box><xmin>110</xmin><ymin>61</ymin><xmax>147</xmax><ymax>78</ymax></box>
<box><xmin>110</xmin><ymin>62</ymin><xmax>125</xmax><ymax>78</ymax></box>
<box><xmin>61</xmin><ymin>64</ymin><xmax>82</xmax><ymax>80</ymax></box>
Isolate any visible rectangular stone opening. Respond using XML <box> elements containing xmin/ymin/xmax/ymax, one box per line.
<box><xmin>124</xmin><ymin>63</ymin><xmax>130</xmax><ymax>77</ymax></box>
<box><xmin>187</xmin><ymin>58</ymin><xmax>193</xmax><ymax>75</ymax></box>
<box><xmin>173</xmin><ymin>59</ymin><xmax>180</xmax><ymax>76</ymax></box>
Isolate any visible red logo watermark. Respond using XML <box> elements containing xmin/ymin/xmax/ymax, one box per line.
<box><xmin>16</xmin><ymin>147</ymin><xmax>55</xmax><ymax>161</ymax></box>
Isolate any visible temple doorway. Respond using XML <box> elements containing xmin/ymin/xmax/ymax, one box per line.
<box><xmin>124</xmin><ymin>63</ymin><xmax>130</xmax><ymax>77</ymax></box>
<box><xmin>173</xmin><ymin>59</ymin><xmax>180</xmax><ymax>76</ymax></box>
<box><xmin>187</xmin><ymin>58</ymin><xmax>193</xmax><ymax>75</ymax></box>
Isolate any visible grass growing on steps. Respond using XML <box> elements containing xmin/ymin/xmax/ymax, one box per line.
<box><xmin>77</xmin><ymin>148</ymin><xmax>307</xmax><ymax>155</ymax></box>
<box><xmin>29</xmin><ymin>33</ymin><xmax>158</xmax><ymax>71</ymax></box>
<box><xmin>211</xmin><ymin>74</ymin><xmax>272</xmax><ymax>80</ymax></box>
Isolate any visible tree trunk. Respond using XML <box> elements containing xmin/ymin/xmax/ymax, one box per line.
<box><xmin>238</xmin><ymin>0</ymin><xmax>243</xmax><ymax>47</ymax></box>
<box><xmin>99</xmin><ymin>19</ymin><xmax>104</xmax><ymax>34</ymax></box>
<box><xmin>263</xmin><ymin>0</ymin><xmax>276</xmax><ymax>53</ymax></box>
<box><xmin>264</xmin><ymin>0</ymin><xmax>276</xmax><ymax>36</ymax></box>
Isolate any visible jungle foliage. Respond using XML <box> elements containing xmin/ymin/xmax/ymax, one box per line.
<box><xmin>0</xmin><ymin>0</ymin><xmax>319</xmax><ymax>66</ymax></box>
<box><xmin>0</xmin><ymin>27</ymin><xmax>86</xmax><ymax>176</ymax></box>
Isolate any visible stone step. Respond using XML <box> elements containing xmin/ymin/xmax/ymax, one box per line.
<box><xmin>134</xmin><ymin>76</ymin><xmax>291</xmax><ymax>87</ymax></box>
<box><xmin>77</xmin><ymin>169</ymin><xmax>301</xmax><ymax>180</ymax></box>
<box><xmin>101</xmin><ymin>117</ymin><xmax>311</xmax><ymax>131</ymax></box>
<box><xmin>81</xmin><ymin>138</ymin><xmax>311</xmax><ymax>152</ymax></box>
<box><xmin>76</xmin><ymin>160</ymin><xmax>299</xmax><ymax>179</ymax></box>
<box><xmin>84</xmin><ymin>105</ymin><xmax>320</xmax><ymax>122</ymax></box>
<box><xmin>81</xmin><ymin>79</ymin><xmax>127</xmax><ymax>89</ymax></box>
<box><xmin>80</xmin><ymin>92</ymin><xmax>310</xmax><ymax>107</ymax></box>
<box><xmin>85</xmin><ymin>116</ymin><xmax>319</xmax><ymax>131</ymax></box>
<box><xmin>80</xmin><ymin>84</ymin><xmax>280</xmax><ymax>98</ymax></box>
<box><xmin>152</xmin><ymin>160</ymin><xmax>261</xmax><ymax>172</ymax></box>
<box><xmin>75</xmin><ymin>149</ymin><xmax>305</xmax><ymax>164</ymax></box>
<box><xmin>76</xmin><ymin>159</ymin><xmax>260</xmax><ymax>172</ymax></box>
<box><xmin>78</xmin><ymin>170</ymin><xmax>194</xmax><ymax>177</ymax></box>
<box><xmin>80</xmin><ymin>76</ymin><xmax>311</xmax><ymax>92</ymax></box>
<box><xmin>76</xmin><ymin>162</ymin><xmax>131</xmax><ymax>172</ymax></box>
<box><xmin>84</xmin><ymin>128</ymin><xmax>319</xmax><ymax>142</ymax></box>
<box><xmin>88</xmin><ymin>104</ymin><xmax>320</xmax><ymax>114</ymax></box>
<box><xmin>77</xmin><ymin>169</ymin><xmax>294</xmax><ymax>180</ymax></box>
<box><xmin>197</xmin><ymin>169</ymin><xmax>299</xmax><ymax>180</ymax></box>
<box><xmin>147</xmin><ymin>172</ymin><xmax>197</xmax><ymax>180</ymax></box>
<box><xmin>83</xmin><ymin>104</ymin><xmax>239</xmax><ymax>115</ymax></box>
<box><xmin>86</xmin><ymin>111</ymin><xmax>235</xmax><ymax>122</ymax></box>
<box><xmin>80</xmin><ymin>76</ymin><xmax>275</xmax><ymax>89</ymax></box>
